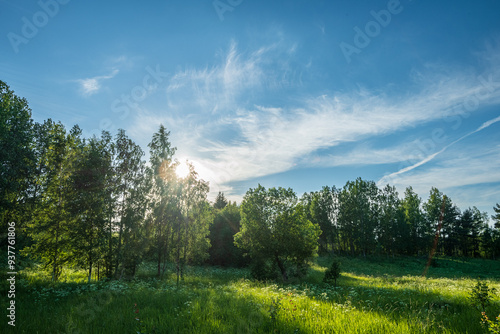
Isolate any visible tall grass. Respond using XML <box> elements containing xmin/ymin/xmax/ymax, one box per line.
<box><xmin>3</xmin><ymin>256</ymin><xmax>499</xmax><ymax>333</ymax></box>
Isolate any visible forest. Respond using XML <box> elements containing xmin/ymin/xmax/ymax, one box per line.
<box><xmin>4</xmin><ymin>80</ymin><xmax>500</xmax><ymax>333</ymax></box>
<box><xmin>2</xmin><ymin>79</ymin><xmax>500</xmax><ymax>285</ymax></box>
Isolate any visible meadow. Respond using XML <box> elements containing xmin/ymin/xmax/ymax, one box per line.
<box><xmin>3</xmin><ymin>256</ymin><xmax>500</xmax><ymax>333</ymax></box>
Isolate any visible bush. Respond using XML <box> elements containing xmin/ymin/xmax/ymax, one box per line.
<box><xmin>250</xmin><ymin>258</ymin><xmax>278</xmax><ymax>281</ymax></box>
<box><xmin>470</xmin><ymin>280</ymin><xmax>496</xmax><ymax>311</ymax></box>
<box><xmin>323</xmin><ymin>259</ymin><xmax>341</xmax><ymax>287</ymax></box>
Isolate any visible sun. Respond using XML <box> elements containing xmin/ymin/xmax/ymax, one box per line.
<box><xmin>175</xmin><ymin>160</ymin><xmax>191</xmax><ymax>179</ymax></box>
<box><xmin>174</xmin><ymin>159</ymin><xmax>225</xmax><ymax>198</ymax></box>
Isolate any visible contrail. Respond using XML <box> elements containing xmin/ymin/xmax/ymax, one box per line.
<box><xmin>379</xmin><ymin>114</ymin><xmax>500</xmax><ymax>184</ymax></box>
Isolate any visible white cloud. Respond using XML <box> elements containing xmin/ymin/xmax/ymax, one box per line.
<box><xmin>195</xmin><ymin>70</ymin><xmax>500</xmax><ymax>183</ymax></box>
<box><xmin>383</xmin><ymin>147</ymin><xmax>500</xmax><ymax>192</ymax></box>
<box><xmin>76</xmin><ymin>69</ymin><xmax>119</xmax><ymax>96</ymax></box>
<box><xmin>376</xmin><ymin>144</ymin><xmax>500</xmax><ymax>214</ymax></box>
<box><xmin>378</xmin><ymin>115</ymin><xmax>500</xmax><ymax>186</ymax></box>
<box><xmin>128</xmin><ymin>41</ymin><xmax>500</xmax><ymax>202</ymax></box>
<box><xmin>165</xmin><ymin>41</ymin><xmax>266</xmax><ymax>115</ymax></box>
<box><xmin>309</xmin><ymin>143</ymin><xmax>421</xmax><ymax>167</ymax></box>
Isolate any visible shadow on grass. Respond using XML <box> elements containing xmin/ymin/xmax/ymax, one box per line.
<box><xmin>7</xmin><ymin>257</ymin><xmax>500</xmax><ymax>333</ymax></box>
<box><xmin>314</xmin><ymin>254</ymin><xmax>500</xmax><ymax>279</ymax></box>
<box><xmin>8</xmin><ymin>280</ymin><xmax>273</xmax><ymax>333</ymax></box>
<box><xmin>302</xmin><ymin>255</ymin><xmax>500</xmax><ymax>333</ymax></box>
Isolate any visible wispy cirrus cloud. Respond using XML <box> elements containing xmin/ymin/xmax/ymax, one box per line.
<box><xmin>76</xmin><ymin>69</ymin><xmax>119</xmax><ymax>97</ymax></box>
<box><xmin>165</xmin><ymin>39</ymin><xmax>301</xmax><ymax>117</ymax></box>
<box><xmin>195</xmin><ymin>66</ymin><xmax>500</xmax><ymax>183</ymax></box>
<box><xmin>129</xmin><ymin>40</ymin><xmax>500</xmax><ymax>201</ymax></box>
<box><xmin>307</xmin><ymin>143</ymin><xmax>421</xmax><ymax>168</ymax></box>
<box><xmin>165</xmin><ymin>41</ymin><xmax>265</xmax><ymax>115</ymax></box>
<box><xmin>378</xmin><ymin>115</ymin><xmax>500</xmax><ymax>186</ymax></box>
<box><xmin>377</xmin><ymin>143</ymin><xmax>500</xmax><ymax>210</ymax></box>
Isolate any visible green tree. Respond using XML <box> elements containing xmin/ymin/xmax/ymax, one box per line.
<box><xmin>493</xmin><ymin>203</ymin><xmax>500</xmax><ymax>229</ymax></box>
<box><xmin>456</xmin><ymin>208</ymin><xmax>474</xmax><ymax>257</ymax></box>
<box><xmin>213</xmin><ymin>191</ymin><xmax>228</xmax><ymax>210</ymax></box>
<box><xmin>480</xmin><ymin>226</ymin><xmax>500</xmax><ymax>259</ymax></box>
<box><xmin>338</xmin><ymin>178</ymin><xmax>379</xmax><ymax>256</ymax></box>
<box><xmin>302</xmin><ymin>186</ymin><xmax>338</xmax><ymax>254</ymax></box>
<box><xmin>97</xmin><ymin>131</ymin><xmax>116</xmax><ymax>279</ymax></box>
<box><xmin>113</xmin><ymin>129</ymin><xmax>149</xmax><ymax>279</ymax></box>
<box><xmin>455</xmin><ymin>207</ymin><xmax>487</xmax><ymax>257</ymax></box>
<box><xmin>423</xmin><ymin>188</ymin><xmax>459</xmax><ymax>256</ymax></box>
<box><xmin>0</xmin><ymin>81</ymin><xmax>35</xmax><ymax>243</ymax></box>
<box><xmin>235</xmin><ymin>185</ymin><xmax>321</xmax><ymax>282</ymax></box>
<box><xmin>377</xmin><ymin>184</ymin><xmax>405</xmax><ymax>256</ymax></box>
<box><xmin>147</xmin><ymin>125</ymin><xmax>177</xmax><ymax>278</ymax></box>
<box><xmin>22</xmin><ymin>120</ymin><xmax>78</xmax><ymax>281</ymax></box>
<box><xmin>68</xmin><ymin>134</ymin><xmax>114</xmax><ymax>282</ymax></box>
<box><xmin>173</xmin><ymin>162</ymin><xmax>211</xmax><ymax>283</ymax></box>
<box><xmin>119</xmin><ymin>168</ymin><xmax>150</xmax><ymax>278</ymax></box>
<box><xmin>323</xmin><ymin>259</ymin><xmax>341</xmax><ymax>287</ymax></box>
<box><xmin>400</xmin><ymin>186</ymin><xmax>428</xmax><ymax>255</ymax></box>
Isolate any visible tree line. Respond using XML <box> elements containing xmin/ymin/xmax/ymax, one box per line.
<box><xmin>1</xmin><ymin>81</ymin><xmax>212</xmax><ymax>282</ymax></box>
<box><xmin>301</xmin><ymin>181</ymin><xmax>500</xmax><ymax>259</ymax></box>
<box><xmin>214</xmin><ymin>182</ymin><xmax>500</xmax><ymax>281</ymax></box>
<box><xmin>2</xmin><ymin>80</ymin><xmax>500</xmax><ymax>283</ymax></box>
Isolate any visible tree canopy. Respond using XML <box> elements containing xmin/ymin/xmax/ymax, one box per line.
<box><xmin>235</xmin><ymin>185</ymin><xmax>321</xmax><ymax>281</ymax></box>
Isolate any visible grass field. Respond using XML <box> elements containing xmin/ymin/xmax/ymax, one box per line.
<box><xmin>3</xmin><ymin>256</ymin><xmax>500</xmax><ymax>333</ymax></box>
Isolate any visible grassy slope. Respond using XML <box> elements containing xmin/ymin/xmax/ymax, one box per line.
<box><xmin>2</xmin><ymin>256</ymin><xmax>500</xmax><ymax>333</ymax></box>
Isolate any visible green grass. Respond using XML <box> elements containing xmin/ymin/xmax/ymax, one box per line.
<box><xmin>2</xmin><ymin>256</ymin><xmax>500</xmax><ymax>333</ymax></box>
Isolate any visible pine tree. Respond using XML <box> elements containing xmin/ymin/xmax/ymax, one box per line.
<box><xmin>493</xmin><ymin>203</ymin><xmax>500</xmax><ymax>229</ymax></box>
<box><xmin>323</xmin><ymin>259</ymin><xmax>341</xmax><ymax>287</ymax></box>
<box><xmin>213</xmin><ymin>191</ymin><xmax>228</xmax><ymax>210</ymax></box>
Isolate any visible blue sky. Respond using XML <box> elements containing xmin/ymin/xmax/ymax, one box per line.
<box><xmin>1</xmin><ymin>0</ymin><xmax>500</xmax><ymax>217</ymax></box>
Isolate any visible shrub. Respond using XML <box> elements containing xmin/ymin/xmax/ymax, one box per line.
<box><xmin>250</xmin><ymin>258</ymin><xmax>278</xmax><ymax>281</ymax></box>
<box><xmin>470</xmin><ymin>280</ymin><xmax>496</xmax><ymax>311</ymax></box>
<box><xmin>323</xmin><ymin>259</ymin><xmax>341</xmax><ymax>287</ymax></box>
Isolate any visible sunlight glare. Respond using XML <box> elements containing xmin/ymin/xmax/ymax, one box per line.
<box><xmin>175</xmin><ymin>160</ymin><xmax>191</xmax><ymax>179</ymax></box>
